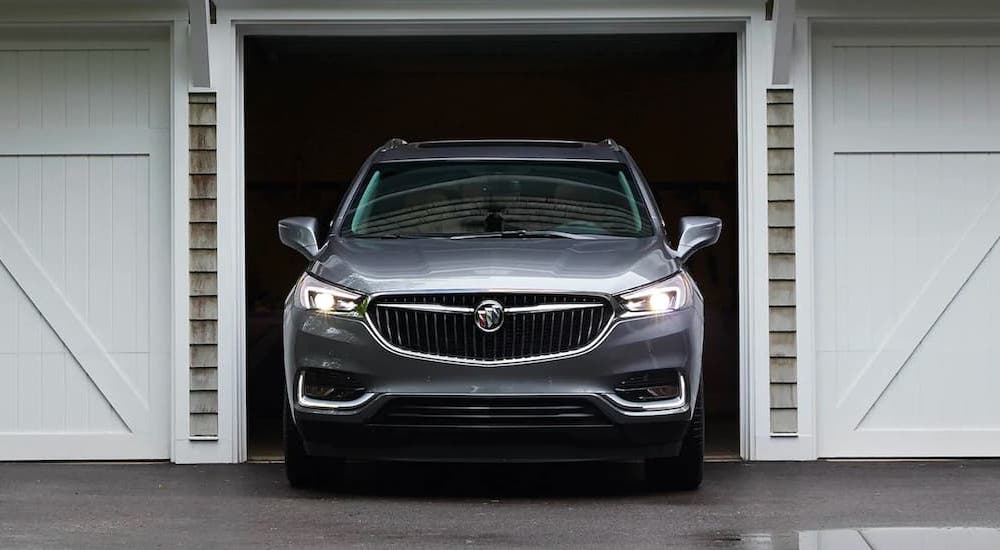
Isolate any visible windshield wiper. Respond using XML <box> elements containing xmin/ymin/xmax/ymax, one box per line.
<box><xmin>355</xmin><ymin>233</ymin><xmax>426</xmax><ymax>239</ymax></box>
<box><xmin>449</xmin><ymin>230</ymin><xmax>588</xmax><ymax>240</ymax></box>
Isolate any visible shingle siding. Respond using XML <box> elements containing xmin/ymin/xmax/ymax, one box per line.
<box><xmin>768</xmin><ymin>227</ymin><xmax>795</xmax><ymax>253</ymax></box>
<box><xmin>767</xmin><ymin>89</ymin><xmax>798</xmax><ymax>435</ymax></box>
<box><xmin>189</xmin><ymin>92</ymin><xmax>218</xmax><ymax>439</ymax></box>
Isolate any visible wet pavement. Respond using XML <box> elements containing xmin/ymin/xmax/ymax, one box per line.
<box><xmin>1</xmin><ymin>460</ymin><xmax>998</xmax><ymax>548</ymax></box>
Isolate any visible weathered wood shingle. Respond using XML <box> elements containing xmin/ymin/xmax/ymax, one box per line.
<box><xmin>188</xmin><ymin>92</ymin><xmax>219</xmax><ymax>439</ymax></box>
<box><xmin>189</xmin><ymin>175</ymin><xmax>217</xmax><ymax>199</ymax></box>
<box><xmin>190</xmin><ymin>249</ymin><xmax>217</xmax><ymax>272</ymax></box>
<box><xmin>767</xmin><ymin>90</ymin><xmax>798</xmax><ymax>435</ymax></box>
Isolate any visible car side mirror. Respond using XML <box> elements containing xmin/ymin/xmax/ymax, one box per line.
<box><xmin>675</xmin><ymin>216</ymin><xmax>722</xmax><ymax>264</ymax></box>
<box><xmin>278</xmin><ymin>216</ymin><xmax>322</xmax><ymax>259</ymax></box>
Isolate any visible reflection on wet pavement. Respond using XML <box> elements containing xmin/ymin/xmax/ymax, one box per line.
<box><xmin>712</xmin><ymin>528</ymin><xmax>1000</xmax><ymax>549</ymax></box>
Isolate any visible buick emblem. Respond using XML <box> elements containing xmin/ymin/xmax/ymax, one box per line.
<box><xmin>474</xmin><ymin>300</ymin><xmax>504</xmax><ymax>333</ymax></box>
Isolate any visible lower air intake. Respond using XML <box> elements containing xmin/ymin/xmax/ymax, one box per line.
<box><xmin>371</xmin><ymin>396</ymin><xmax>613</xmax><ymax>428</ymax></box>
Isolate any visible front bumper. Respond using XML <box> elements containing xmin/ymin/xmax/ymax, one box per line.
<box><xmin>283</xmin><ymin>304</ymin><xmax>703</xmax><ymax>462</ymax></box>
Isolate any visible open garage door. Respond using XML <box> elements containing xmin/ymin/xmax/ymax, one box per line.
<box><xmin>0</xmin><ymin>34</ymin><xmax>171</xmax><ymax>459</ymax></box>
<box><xmin>813</xmin><ymin>26</ymin><xmax>1000</xmax><ymax>457</ymax></box>
<box><xmin>243</xmin><ymin>34</ymin><xmax>740</xmax><ymax>459</ymax></box>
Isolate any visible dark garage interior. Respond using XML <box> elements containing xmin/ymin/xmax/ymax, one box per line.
<box><xmin>244</xmin><ymin>34</ymin><xmax>740</xmax><ymax>459</ymax></box>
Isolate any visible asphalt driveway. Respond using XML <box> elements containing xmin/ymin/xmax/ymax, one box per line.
<box><xmin>1</xmin><ymin>460</ymin><xmax>999</xmax><ymax>549</ymax></box>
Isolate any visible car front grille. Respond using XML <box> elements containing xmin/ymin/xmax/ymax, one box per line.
<box><xmin>371</xmin><ymin>396</ymin><xmax>612</xmax><ymax>428</ymax></box>
<box><xmin>367</xmin><ymin>293</ymin><xmax>614</xmax><ymax>363</ymax></box>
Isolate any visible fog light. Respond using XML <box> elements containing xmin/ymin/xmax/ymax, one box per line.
<box><xmin>614</xmin><ymin>370</ymin><xmax>682</xmax><ymax>403</ymax></box>
<box><xmin>299</xmin><ymin>369</ymin><xmax>367</xmax><ymax>402</ymax></box>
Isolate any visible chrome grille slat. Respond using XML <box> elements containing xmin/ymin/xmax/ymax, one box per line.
<box><xmin>368</xmin><ymin>293</ymin><xmax>614</xmax><ymax>363</ymax></box>
<box><xmin>431</xmin><ymin>312</ymin><xmax>439</xmax><ymax>356</ymax></box>
<box><xmin>560</xmin><ymin>310</ymin><xmax>568</xmax><ymax>348</ymax></box>
<box><xmin>401</xmin><ymin>309</ymin><xmax>410</xmax><ymax>348</ymax></box>
<box><xmin>423</xmin><ymin>311</ymin><xmax>431</xmax><ymax>356</ymax></box>
<box><xmin>392</xmin><ymin>308</ymin><xmax>402</xmax><ymax>347</ymax></box>
<box><xmin>509</xmin><ymin>298</ymin><xmax>518</xmax><ymax>359</ymax></box>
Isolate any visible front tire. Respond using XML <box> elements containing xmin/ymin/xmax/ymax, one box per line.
<box><xmin>644</xmin><ymin>380</ymin><xmax>704</xmax><ymax>491</ymax></box>
<box><xmin>284</xmin><ymin>395</ymin><xmax>345</xmax><ymax>488</ymax></box>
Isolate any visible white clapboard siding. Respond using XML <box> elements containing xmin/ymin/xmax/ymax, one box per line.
<box><xmin>0</xmin><ymin>38</ymin><xmax>170</xmax><ymax>460</ymax></box>
<box><xmin>813</xmin><ymin>33</ymin><xmax>1000</xmax><ymax>457</ymax></box>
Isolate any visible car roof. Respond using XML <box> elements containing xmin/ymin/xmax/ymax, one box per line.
<box><xmin>372</xmin><ymin>139</ymin><xmax>627</xmax><ymax>163</ymax></box>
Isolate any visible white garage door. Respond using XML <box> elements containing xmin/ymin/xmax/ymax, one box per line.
<box><xmin>813</xmin><ymin>27</ymin><xmax>1000</xmax><ymax>457</ymax></box>
<box><xmin>0</xmin><ymin>36</ymin><xmax>171</xmax><ymax>459</ymax></box>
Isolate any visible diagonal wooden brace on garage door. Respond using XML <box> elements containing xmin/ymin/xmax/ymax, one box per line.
<box><xmin>838</xmin><ymin>189</ymin><xmax>1000</xmax><ymax>430</ymax></box>
<box><xmin>0</xmin><ymin>216</ymin><xmax>146</xmax><ymax>432</ymax></box>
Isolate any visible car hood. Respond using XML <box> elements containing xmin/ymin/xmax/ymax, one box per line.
<box><xmin>309</xmin><ymin>237</ymin><xmax>680</xmax><ymax>295</ymax></box>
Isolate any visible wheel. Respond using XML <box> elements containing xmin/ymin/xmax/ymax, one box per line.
<box><xmin>644</xmin><ymin>379</ymin><xmax>704</xmax><ymax>491</ymax></box>
<box><xmin>283</xmin><ymin>394</ymin><xmax>345</xmax><ymax>488</ymax></box>
<box><xmin>284</xmin><ymin>395</ymin><xmax>320</xmax><ymax>487</ymax></box>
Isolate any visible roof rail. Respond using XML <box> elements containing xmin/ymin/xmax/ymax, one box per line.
<box><xmin>600</xmin><ymin>138</ymin><xmax>621</xmax><ymax>151</ymax></box>
<box><xmin>379</xmin><ymin>138</ymin><xmax>408</xmax><ymax>151</ymax></box>
<box><xmin>414</xmin><ymin>139</ymin><xmax>584</xmax><ymax>148</ymax></box>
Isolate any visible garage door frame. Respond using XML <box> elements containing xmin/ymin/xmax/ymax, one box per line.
<box><xmin>808</xmin><ymin>21</ymin><xmax>1000</xmax><ymax>458</ymax></box>
<box><xmin>230</xmin><ymin>17</ymin><xmax>759</xmax><ymax>462</ymax></box>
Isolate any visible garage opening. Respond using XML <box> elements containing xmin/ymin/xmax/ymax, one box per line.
<box><xmin>243</xmin><ymin>34</ymin><xmax>740</xmax><ymax>460</ymax></box>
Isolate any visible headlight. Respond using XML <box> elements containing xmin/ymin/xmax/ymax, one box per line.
<box><xmin>617</xmin><ymin>272</ymin><xmax>694</xmax><ymax>317</ymax></box>
<box><xmin>295</xmin><ymin>273</ymin><xmax>364</xmax><ymax>315</ymax></box>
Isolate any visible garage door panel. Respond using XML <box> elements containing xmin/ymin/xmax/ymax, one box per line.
<box><xmin>41</xmin><ymin>157</ymin><xmax>67</xmax><ymax>354</ymax></box>
<box><xmin>817</xmin><ymin>154</ymin><xmax>991</xmax><ymax>357</ymax></box>
<box><xmin>816</xmin><ymin>32</ymin><xmax>1000</xmax><ymax>456</ymax></box>
<box><xmin>0</xmin><ymin>155</ymin><xmax>159</xmax><ymax>394</ymax></box>
<box><xmin>65</xmin><ymin>157</ymin><xmax>90</xmax><ymax>317</ymax></box>
<box><xmin>1</xmin><ymin>154</ymin><xmax>154</xmax><ymax>352</ymax></box>
<box><xmin>112</xmin><ymin>51</ymin><xmax>137</xmax><ymax>127</ymax></box>
<box><xmin>111</xmin><ymin>155</ymin><xmax>139</xmax><ymax>352</ymax></box>
<box><xmin>830</xmin><ymin>45</ymin><xmax>1000</xmax><ymax>128</ymax></box>
<box><xmin>820</xmin><ymin>153</ymin><xmax>1000</xmax><ymax>436</ymax></box>
<box><xmin>0</xmin><ymin>355</ymin><xmax>13</xmax><ymax>430</ymax></box>
<box><xmin>0</xmin><ymin>263</ymin><xmax>132</xmax><ymax>433</ymax></box>
<box><xmin>861</xmin><ymin>241</ymin><xmax>1000</xmax><ymax>431</ymax></box>
<box><xmin>0</xmin><ymin>38</ymin><xmax>168</xmax><ymax>459</ymax></box>
<box><xmin>0</xmin><ymin>47</ymin><xmax>163</xmax><ymax>131</ymax></box>
<box><xmin>40</xmin><ymin>51</ymin><xmax>69</xmax><ymax>128</ymax></box>
<box><xmin>0</xmin><ymin>52</ymin><xmax>15</xmax><ymax>124</ymax></box>
<box><xmin>822</xmin><ymin>153</ymin><xmax>999</xmax><ymax>334</ymax></box>
<box><xmin>14</xmin><ymin>51</ymin><xmax>41</xmax><ymax>127</ymax></box>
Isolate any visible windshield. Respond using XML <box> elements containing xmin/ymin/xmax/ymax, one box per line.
<box><xmin>339</xmin><ymin>160</ymin><xmax>656</xmax><ymax>238</ymax></box>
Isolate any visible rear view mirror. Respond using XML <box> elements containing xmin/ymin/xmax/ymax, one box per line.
<box><xmin>278</xmin><ymin>217</ymin><xmax>322</xmax><ymax>259</ymax></box>
<box><xmin>675</xmin><ymin>216</ymin><xmax>722</xmax><ymax>264</ymax></box>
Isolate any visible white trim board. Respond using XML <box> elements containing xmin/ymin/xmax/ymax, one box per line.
<box><xmin>236</xmin><ymin>19</ymin><xmax>745</xmax><ymax>35</ymax></box>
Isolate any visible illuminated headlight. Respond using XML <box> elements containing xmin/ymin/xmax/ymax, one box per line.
<box><xmin>617</xmin><ymin>272</ymin><xmax>694</xmax><ymax>317</ymax></box>
<box><xmin>295</xmin><ymin>273</ymin><xmax>364</xmax><ymax>315</ymax></box>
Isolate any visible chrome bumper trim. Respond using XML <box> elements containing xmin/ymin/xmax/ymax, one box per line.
<box><xmin>600</xmin><ymin>374</ymin><xmax>688</xmax><ymax>414</ymax></box>
<box><xmin>295</xmin><ymin>373</ymin><xmax>376</xmax><ymax>410</ymax></box>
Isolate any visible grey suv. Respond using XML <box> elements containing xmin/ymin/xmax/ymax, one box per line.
<box><xmin>278</xmin><ymin>139</ymin><xmax>721</xmax><ymax>490</ymax></box>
